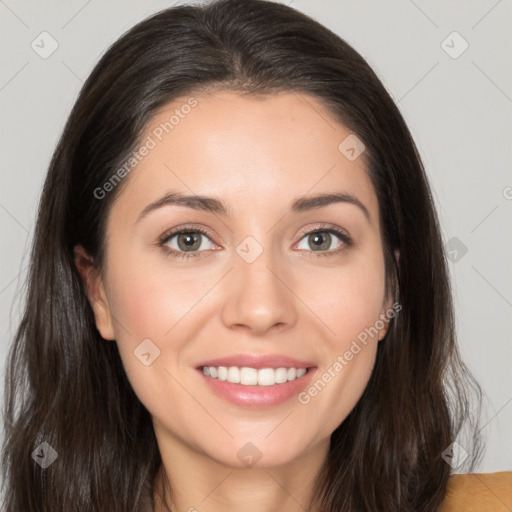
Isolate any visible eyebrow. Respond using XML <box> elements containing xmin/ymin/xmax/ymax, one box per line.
<box><xmin>136</xmin><ymin>190</ymin><xmax>371</xmax><ymax>224</ymax></box>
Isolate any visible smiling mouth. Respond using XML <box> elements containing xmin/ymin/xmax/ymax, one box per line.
<box><xmin>200</xmin><ymin>365</ymin><xmax>311</xmax><ymax>386</ymax></box>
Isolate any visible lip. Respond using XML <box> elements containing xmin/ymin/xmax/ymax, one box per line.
<box><xmin>195</xmin><ymin>353</ymin><xmax>317</xmax><ymax>409</ymax></box>
<box><xmin>195</xmin><ymin>353</ymin><xmax>315</xmax><ymax>370</ymax></box>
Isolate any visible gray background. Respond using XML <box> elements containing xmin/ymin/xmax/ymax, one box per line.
<box><xmin>1</xmin><ymin>0</ymin><xmax>511</xmax><ymax>474</ymax></box>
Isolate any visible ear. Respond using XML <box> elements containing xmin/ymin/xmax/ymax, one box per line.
<box><xmin>378</xmin><ymin>249</ymin><xmax>400</xmax><ymax>341</ymax></box>
<box><xmin>74</xmin><ymin>244</ymin><xmax>116</xmax><ymax>340</ymax></box>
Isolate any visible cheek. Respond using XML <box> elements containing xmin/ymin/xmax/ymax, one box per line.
<box><xmin>294</xmin><ymin>250</ymin><xmax>384</xmax><ymax>421</ymax></box>
<box><xmin>105</xmin><ymin>264</ymin><xmax>196</xmax><ymax>419</ymax></box>
<box><xmin>305</xmin><ymin>253</ymin><xmax>386</xmax><ymax>344</ymax></box>
<box><xmin>103</xmin><ymin>251</ymin><xmax>218</xmax><ymax>397</ymax></box>
<box><xmin>107</xmin><ymin>255</ymin><xmax>204</xmax><ymax>342</ymax></box>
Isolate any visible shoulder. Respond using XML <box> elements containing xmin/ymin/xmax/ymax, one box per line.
<box><xmin>442</xmin><ymin>471</ymin><xmax>512</xmax><ymax>512</ymax></box>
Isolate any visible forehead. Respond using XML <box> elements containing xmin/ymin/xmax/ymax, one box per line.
<box><xmin>109</xmin><ymin>90</ymin><xmax>378</xmax><ymax>226</ymax></box>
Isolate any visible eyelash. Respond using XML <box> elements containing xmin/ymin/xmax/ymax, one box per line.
<box><xmin>156</xmin><ymin>223</ymin><xmax>353</xmax><ymax>260</ymax></box>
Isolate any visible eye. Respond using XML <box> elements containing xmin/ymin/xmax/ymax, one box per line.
<box><xmin>295</xmin><ymin>224</ymin><xmax>353</xmax><ymax>257</ymax></box>
<box><xmin>157</xmin><ymin>225</ymin><xmax>217</xmax><ymax>260</ymax></box>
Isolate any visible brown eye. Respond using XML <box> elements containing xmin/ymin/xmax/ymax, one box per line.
<box><xmin>158</xmin><ymin>226</ymin><xmax>216</xmax><ymax>260</ymax></box>
<box><xmin>295</xmin><ymin>227</ymin><xmax>352</xmax><ymax>255</ymax></box>
<box><xmin>173</xmin><ymin>232</ymin><xmax>203</xmax><ymax>251</ymax></box>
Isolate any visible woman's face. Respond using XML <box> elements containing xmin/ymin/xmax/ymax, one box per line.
<box><xmin>79</xmin><ymin>90</ymin><xmax>394</xmax><ymax>469</ymax></box>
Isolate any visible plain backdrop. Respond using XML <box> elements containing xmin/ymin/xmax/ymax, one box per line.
<box><xmin>1</xmin><ymin>0</ymin><xmax>511</xmax><ymax>475</ymax></box>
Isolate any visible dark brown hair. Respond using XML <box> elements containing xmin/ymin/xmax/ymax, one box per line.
<box><xmin>1</xmin><ymin>0</ymin><xmax>483</xmax><ymax>510</ymax></box>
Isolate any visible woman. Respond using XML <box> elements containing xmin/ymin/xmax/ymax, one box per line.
<box><xmin>2</xmin><ymin>0</ymin><xmax>507</xmax><ymax>510</ymax></box>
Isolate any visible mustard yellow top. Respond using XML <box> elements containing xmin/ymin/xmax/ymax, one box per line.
<box><xmin>442</xmin><ymin>472</ymin><xmax>512</xmax><ymax>511</ymax></box>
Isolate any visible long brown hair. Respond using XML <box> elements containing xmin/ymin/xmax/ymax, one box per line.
<box><xmin>1</xmin><ymin>0</ymin><xmax>483</xmax><ymax>510</ymax></box>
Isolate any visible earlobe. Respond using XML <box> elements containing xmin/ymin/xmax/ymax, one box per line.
<box><xmin>73</xmin><ymin>244</ymin><xmax>116</xmax><ymax>340</ymax></box>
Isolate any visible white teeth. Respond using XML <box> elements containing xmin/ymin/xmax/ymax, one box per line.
<box><xmin>257</xmin><ymin>368</ymin><xmax>275</xmax><ymax>386</ymax></box>
<box><xmin>240</xmin><ymin>367</ymin><xmax>258</xmax><ymax>385</ymax></box>
<box><xmin>227</xmin><ymin>366</ymin><xmax>240</xmax><ymax>383</ymax></box>
<box><xmin>275</xmin><ymin>367</ymin><xmax>288</xmax><ymax>383</ymax></box>
<box><xmin>217</xmin><ymin>366</ymin><xmax>228</xmax><ymax>381</ymax></box>
<box><xmin>202</xmin><ymin>366</ymin><xmax>309</xmax><ymax>386</ymax></box>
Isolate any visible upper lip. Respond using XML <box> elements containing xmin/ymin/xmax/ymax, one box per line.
<box><xmin>196</xmin><ymin>354</ymin><xmax>316</xmax><ymax>370</ymax></box>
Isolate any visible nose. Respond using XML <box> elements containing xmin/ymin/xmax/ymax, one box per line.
<box><xmin>220</xmin><ymin>241</ymin><xmax>298</xmax><ymax>336</ymax></box>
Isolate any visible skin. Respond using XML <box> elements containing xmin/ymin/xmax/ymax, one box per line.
<box><xmin>75</xmin><ymin>90</ymin><xmax>396</xmax><ymax>512</ymax></box>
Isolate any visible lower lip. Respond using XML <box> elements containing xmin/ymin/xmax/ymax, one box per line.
<box><xmin>197</xmin><ymin>367</ymin><xmax>317</xmax><ymax>409</ymax></box>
